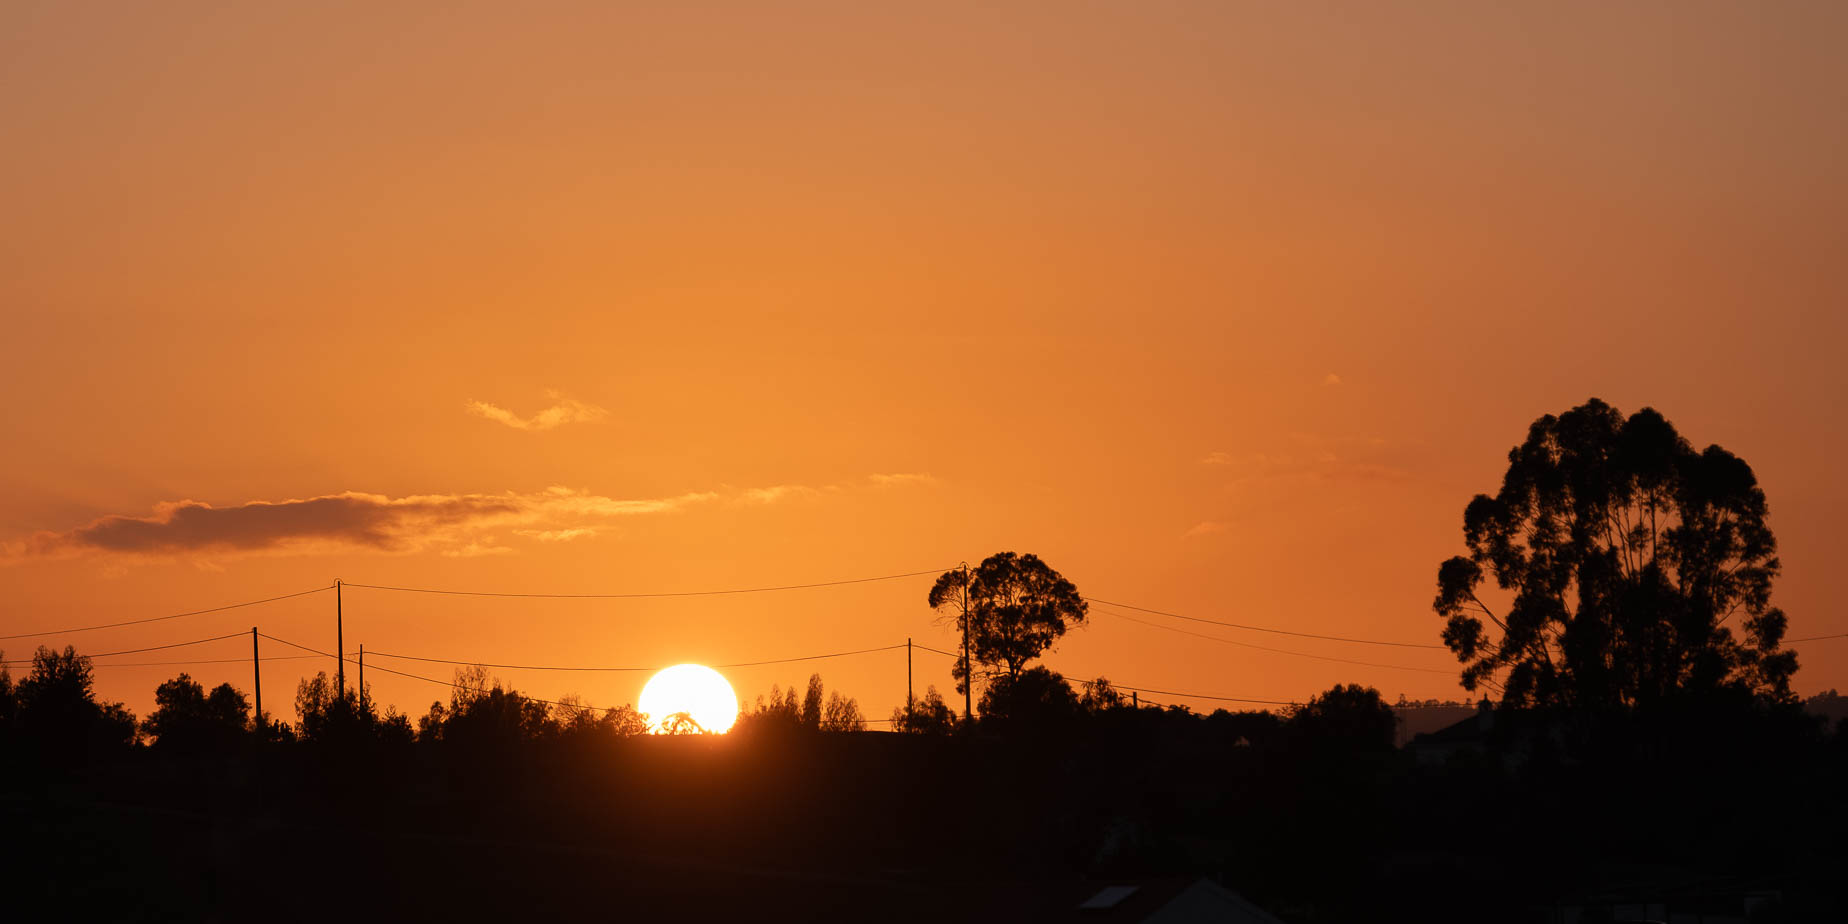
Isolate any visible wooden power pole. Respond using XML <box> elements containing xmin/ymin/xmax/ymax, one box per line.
<box><xmin>358</xmin><ymin>643</ymin><xmax>365</xmax><ymax>713</ymax></box>
<box><xmin>906</xmin><ymin>637</ymin><xmax>913</xmax><ymax>710</ymax></box>
<box><xmin>335</xmin><ymin>579</ymin><xmax>345</xmax><ymax>698</ymax></box>
<box><xmin>251</xmin><ymin>626</ymin><xmax>262</xmax><ymax>727</ymax></box>
<box><xmin>961</xmin><ymin>563</ymin><xmax>972</xmax><ymax>723</ymax></box>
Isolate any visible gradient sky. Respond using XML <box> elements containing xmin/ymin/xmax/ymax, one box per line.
<box><xmin>4</xmin><ymin>1</ymin><xmax>1845</xmax><ymax>723</ymax></box>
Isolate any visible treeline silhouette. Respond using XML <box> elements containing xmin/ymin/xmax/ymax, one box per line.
<box><xmin>2</xmin><ymin>638</ymin><xmax>1842</xmax><ymax>921</ymax></box>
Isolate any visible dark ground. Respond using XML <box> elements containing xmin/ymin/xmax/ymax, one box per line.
<box><xmin>4</xmin><ymin>716</ymin><xmax>1845</xmax><ymax>922</ymax></box>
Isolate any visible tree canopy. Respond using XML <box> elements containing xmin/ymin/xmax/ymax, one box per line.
<box><xmin>11</xmin><ymin>646</ymin><xmax>137</xmax><ymax>761</ymax></box>
<box><xmin>1287</xmin><ymin>683</ymin><xmax>1397</xmax><ymax>754</ymax></box>
<box><xmin>890</xmin><ymin>685</ymin><xmax>958</xmax><ymax>734</ymax></box>
<box><xmin>735</xmin><ymin>674</ymin><xmax>864</xmax><ymax>734</ymax></box>
<box><xmin>928</xmin><ymin>552</ymin><xmax>1087</xmax><ymax>694</ymax></box>
<box><xmin>1434</xmin><ymin>398</ymin><xmax>1797</xmax><ymax>710</ymax></box>
<box><xmin>143</xmin><ymin>673</ymin><xmax>249</xmax><ymax>752</ymax></box>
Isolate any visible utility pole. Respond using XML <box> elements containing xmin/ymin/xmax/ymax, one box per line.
<box><xmin>358</xmin><ymin>643</ymin><xmax>365</xmax><ymax>714</ymax></box>
<box><xmin>1132</xmin><ymin>690</ymin><xmax>1138</xmax><ymax>710</ymax></box>
<box><xmin>251</xmin><ymin>626</ymin><xmax>262</xmax><ymax>728</ymax></box>
<box><xmin>906</xmin><ymin>637</ymin><xmax>913</xmax><ymax>710</ymax></box>
<box><xmin>335</xmin><ymin>579</ymin><xmax>345</xmax><ymax>699</ymax></box>
<box><xmin>961</xmin><ymin>562</ymin><xmax>972</xmax><ymax>723</ymax></box>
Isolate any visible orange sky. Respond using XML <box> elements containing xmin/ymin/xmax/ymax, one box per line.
<box><xmin>4</xmin><ymin>2</ymin><xmax>1845</xmax><ymax>722</ymax></box>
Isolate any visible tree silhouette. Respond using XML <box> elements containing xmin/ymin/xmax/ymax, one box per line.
<box><xmin>977</xmin><ymin>665</ymin><xmax>1080</xmax><ymax>725</ymax></box>
<box><xmin>929</xmin><ymin>553</ymin><xmax>1087</xmax><ymax>694</ymax></box>
<box><xmin>440</xmin><ymin>669</ymin><xmax>553</xmax><ymax>746</ymax></box>
<box><xmin>1287</xmin><ymin>683</ymin><xmax>1396</xmax><ymax>754</ymax></box>
<box><xmin>762</xmin><ymin>683</ymin><xmax>800</xmax><ymax>723</ymax></box>
<box><xmin>142</xmin><ymin>673</ymin><xmax>249</xmax><ymax>752</ymax></box>
<box><xmin>0</xmin><ymin>656</ymin><xmax>16</xmax><ymax>732</ymax></box>
<box><xmin>801</xmin><ymin>673</ymin><xmax>825</xmax><ymax>730</ymax></box>
<box><xmin>1204</xmin><ymin>707</ymin><xmax>1283</xmax><ymax>748</ymax></box>
<box><xmin>1078</xmin><ymin>677</ymin><xmax>1126</xmax><ymax>713</ymax></box>
<box><xmin>293</xmin><ymin>670</ymin><xmax>345</xmax><ymax>741</ymax></box>
<box><xmin>890</xmin><ymin>685</ymin><xmax>957</xmax><ymax>734</ymax></box>
<box><xmin>16</xmin><ymin>645</ymin><xmax>137</xmax><ymax>761</ymax></box>
<box><xmin>660</xmin><ymin>711</ymin><xmax>707</xmax><ymax>735</ymax></box>
<box><xmin>554</xmin><ymin>694</ymin><xmax>649</xmax><ymax>740</ymax></box>
<box><xmin>733</xmin><ymin>682</ymin><xmax>801</xmax><ymax>735</ymax></box>
<box><xmin>1435</xmin><ymin>398</ymin><xmax>1797</xmax><ymax>709</ymax></box>
<box><xmin>821</xmin><ymin>689</ymin><xmax>865</xmax><ymax>731</ymax></box>
<box><xmin>294</xmin><ymin>670</ymin><xmax>410</xmax><ymax>745</ymax></box>
<box><xmin>735</xmin><ymin>676</ymin><xmax>867</xmax><ymax>734</ymax></box>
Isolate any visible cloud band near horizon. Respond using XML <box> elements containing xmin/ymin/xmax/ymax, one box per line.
<box><xmin>4</xmin><ymin>476</ymin><xmax>936</xmax><ymax>563</ymax></box>
<box><xmin>3</xmin><ymin>487</ymin><xmax>712</xmax><ymax>561</ymax></box>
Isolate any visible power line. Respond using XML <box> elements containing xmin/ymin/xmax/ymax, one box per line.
<box><xmin>2</xmin><ymin>631</ymin><xmax>251</xmax><ymax>664</ymax></box>
<box><xmin>340</xmin><ymin>567</ymin><xmax>949</xmax><ymax>600</ymax></box>
<box><xmin>1072</xmin><ymin>677</ymin><xmax>1294</xmax><ymax>706</ymax></box>
<box><xmin>1788</xmin><ymin>632</ymin><xmax>1848</xmax><ymax>643</ymax></box>
<box><xmin>1</xmin><ymin>653</ymin><xmax>325</xmax><ymax>669</ymax></box>
<box><xmin>359</xmin><ymin>643</ymin><xmax>907</xmax><ymax>673</ymax></box>
<box><xmin>1093</xmin><ymin>603</ymin><xmax>1455</xmax><ymax>675</ymax></box>
<box><xmin>716</xmin><ymin>644</ymin><xmax>907</xmax><ymax>669</ymax></box>
<box><xmin>359</xmin><ymin>650</ymin><xmax>653</xmax><ymax>672</ymax></box>
<box><xmin>0</xmin><ymin>585</ymin><xmax>332</xmax><ymax>642</ymax></box>
<box><xmin>259</xmin><ymin>633</ymin><xmax>602</xmax><ymax>713</ymax></box>
<box><xmin>1083</xmin><ymin>595</ymin><xmax>1444</xmax><ymax>649</ymax></box>
<box><xmin>912</xmin><ymin>645</ymin><xmax>1295</xmax><ymax>706</ymax></box>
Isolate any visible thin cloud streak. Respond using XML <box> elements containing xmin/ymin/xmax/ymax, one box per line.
<box><xmin>4</xmin><ymin>474</ymin><xmax>935</xmax><ymax>564</ymax></box>
<box><xmin>869</xmin><ymin>472</ymin><xmax>937</xmax><ymax>487</ymax></box>
<box><xmin>1199</xmin><ymin>435</ymin><xmax>1412</xmax><ymax>486</ymax></box>
<box><xmin>5</xmin><ymin>487</ymin><xmax>715</xmax><ymax>562</ymax></box>
<box><xmin>466</xmin><ymin>392</ymin><xmax>608</xmax><ymax>431</ymax></box>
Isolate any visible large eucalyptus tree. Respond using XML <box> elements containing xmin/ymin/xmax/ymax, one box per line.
<box><xmin>1435</xmin><ymin>399</ymin><xmax>1796</xmax><ymax>709</ymax></box>
<box><xmin>929</xmin><ymin>552</ymin><xmax>1088</xmax><ymax>701</ymax></box>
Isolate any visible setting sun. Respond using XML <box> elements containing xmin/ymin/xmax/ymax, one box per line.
<box><xmin>638</xmin><ymin>664</ymin><xmax>739</xmax><ymax>734</ymax></box>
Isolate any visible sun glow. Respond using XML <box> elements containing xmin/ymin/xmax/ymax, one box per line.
<box><xmin>638</xmin><ymin>664</ymin><xmax>739</xmax><ymax>734</ymax></box>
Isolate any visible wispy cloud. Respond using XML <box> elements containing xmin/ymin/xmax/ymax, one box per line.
<box><xmin>4</xmin><ymin>487</ymin><xmax>713</xmax><ymax>562</ymax></box>
<box><xmin>1323</xmin><ymin>372</ymin><xmax>1343</xmax><ymax>386</ymax></box>
<box><xmin>1198</xmin><ymin>434</ymin><xmax>1412</xmax><ymax>486</ymax></box>
<box><xmin>869</xmin><ymin>472</ymin><xmax>937</xmax><ymax>487</ymax></box>
<box><xmin>1185</xmin><ymin>520</ymin><xmax>1228</xmax><ymax>538</ymax></box>
<box><xmin>511</xmin><ymin>528</ymin><xmax>599</xmax><ymax>543</ymax></box>
<box><xmin>737</xmin><ymin>474</ymin><xmax>942</xmax><ymax>504</ymax></box>
<box><xmin>466</xmin><ymin>391</ymin><xmax>608</xmax><ymax>431</ymax></box>
<box><xmin>4</xmin><ymin>474</ymin><xmax>938</xmax><ymax>565</ymax></box>
<box><xmin>738</xmin><ymin>485</ymin><xmax>818</xmax><ymax>505</ymax></box>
